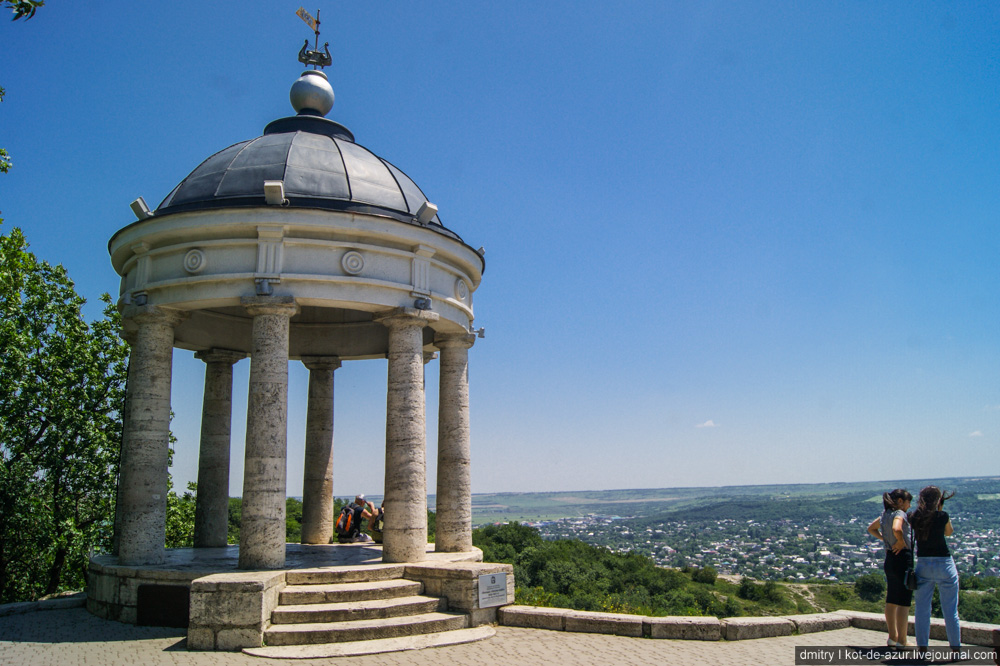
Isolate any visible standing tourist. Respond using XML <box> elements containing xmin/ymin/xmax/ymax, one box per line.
<box><xmin>911</xmin><ymin>486</ymin><xmax>960</xmax><ymax>652</ymax></box>
<box><xmin>867</xmin><ymin>488</ymin><xmax>914</xmax><ymax>648</ymax></box>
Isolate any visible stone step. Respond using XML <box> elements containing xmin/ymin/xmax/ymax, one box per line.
<box><xmin>245</xmin><ymin>626</ymin><xmax>495</xmax><ymax>659</ymax></box>
<box><xmin>263</xmin><ymin>611</ymin><xmax>469</xmax><ymax>646</ymax></box>
<box><xmin>271</xmin><ymin>595</ymin><xmax>447</xmax><ymax>624</ymax></box>
<box><xmin>285</xmin><ymin>564</ymin><xmax>406</xmax><ymax>586</ymax></box>
<box><xmin>279</xmin><ymin>578</ymin><xmax>423</xmax><ymax>605</ymax></box>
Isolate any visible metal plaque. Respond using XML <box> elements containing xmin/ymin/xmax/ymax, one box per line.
<box><xmin>477</xmin><ymin>572</ymin><xmax>508</xmax><ymax>608</ymax></box>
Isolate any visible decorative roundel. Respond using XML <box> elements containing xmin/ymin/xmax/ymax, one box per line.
<box><xmin>183</xmin><ymin>249</ymin><xmax>206</xmax><ymax>274</ymax></box>
<box><xmin>454</xmin><ymin>278</ymin><xmax>470</xmax><ymax>301</ymax></box>
<box><xmin>341</xmin><ymin>250</ymin><xmax>365</xmax><ymax>275</ymax></box>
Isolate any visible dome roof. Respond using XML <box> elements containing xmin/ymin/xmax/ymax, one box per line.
<box><xmin>156</xmin><ymin>114</ymin><xmax>459</xmax><ymax>241</ymax></box>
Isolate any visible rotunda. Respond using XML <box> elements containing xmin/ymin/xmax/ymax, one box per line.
<box><xmin>108</xmin><ymin>57</ymin><xmax>483</xmax><ymax>569</ymax></box>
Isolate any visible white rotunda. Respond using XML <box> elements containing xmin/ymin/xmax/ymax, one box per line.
<box><xmin>108</xmin><ymin>57</ymin><xmax>484</xmax><ymax>570</ymax></box>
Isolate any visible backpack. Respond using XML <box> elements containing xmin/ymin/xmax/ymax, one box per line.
<box><xmin>335</xmin><ymin>504</ymin><xmax>355</xmax><ymax>537</ymax></box>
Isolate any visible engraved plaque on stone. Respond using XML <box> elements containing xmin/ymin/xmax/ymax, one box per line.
<box><xmin>478</xmin><ymin>572</ymin><xmax>508</xmax><ymax>608</ymax></box>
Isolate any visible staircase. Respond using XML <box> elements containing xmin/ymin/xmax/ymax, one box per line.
<box><xmin>244</xmin><ymin>564</ymin><xmax>494</xmax><ymax>658</ymax></box>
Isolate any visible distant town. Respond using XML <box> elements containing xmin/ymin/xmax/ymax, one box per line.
<box><xmin>528</xmin><ymin>509</ymin><xmax>1000</xmax><ymax>582</ymax></box>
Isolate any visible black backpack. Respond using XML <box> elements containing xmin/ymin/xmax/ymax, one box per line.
<box><xmin>335</xmin><ymin>504</ymin><xmax>355</xmax><ymax>536</ymax></box>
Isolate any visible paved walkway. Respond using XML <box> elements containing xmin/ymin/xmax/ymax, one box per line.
<box><xmin>0</xmin><ymin>606</ymin><xmax>975</xmax><ymax>666</ymax></box>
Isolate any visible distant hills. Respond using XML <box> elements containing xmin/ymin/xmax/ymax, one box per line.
<box><xmin>465</xmin><ymin>476</ymin><xmax>1000</xmax><ymax>524</ymax></box>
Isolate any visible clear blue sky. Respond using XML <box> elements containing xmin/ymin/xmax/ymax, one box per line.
<box><xmin>2</xmin><ymin>3</ymin><xmax>998</xmax><ymax>497</ymax></box>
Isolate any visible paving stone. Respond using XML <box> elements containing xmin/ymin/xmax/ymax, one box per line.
<box><xmin>0</xmin><ymin>608</ymin><xmax>980</xmax><ymax>666</ymax></box>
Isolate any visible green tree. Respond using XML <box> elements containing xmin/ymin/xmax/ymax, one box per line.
<box><xmin>2</xmin><ymin>0</ymin><xmax>45</xmax><ymax>173</ymax></box>
<box><xmin>4</xmin><ymin>0</ymin><xmax>43</xmax><ymax>20</ymax></box>
<box><xmin>0</xmin><ymin>87</ymin><xmax>10</xmax><ymax>174</ymax></box>
<box><xmin>165</xmin><ymin>482</ymin><xmax>197</xmax><ymax>548</ymax></box>
<box><xmin>227</xmin><ymin>497</ymin><xmax>242</xmax><ymax>544</ymax></box>
<box><xmin>959</xmin><ymin>591</ymin><xmax>1000</xmax><ymax>624</ymax></box>
<box><xmin>854</xmin><ymin>572</ymin><xmax>886</xmax><ymax>602</ymax></box>
<box><xmin>692</xmin><ymin>566</ymin><xmax>718</xmax><ymax>585</ymax></box>
<box><xmin>0</xmin><ymin>226</ymin><xmax>129</xmax><ymax>603</ymax></box>
<box><xmin>286</xmin><ymin>497</ymin><xmax>303</xmax><ymax>543</ymax></box>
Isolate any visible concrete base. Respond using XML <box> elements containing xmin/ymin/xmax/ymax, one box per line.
<box><xmin>87</xmin><ymin>543</ymin><xmax>485</xmax><ymax>651</ymax></box>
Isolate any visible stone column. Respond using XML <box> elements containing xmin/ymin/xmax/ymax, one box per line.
<box><xmin>376</xmin><ymin>308</ymin><xmax>439</xmax><ymax>563</ymax></box>
<box><xmin>117</xmin><ymin>306</ymin><xmax>186</xmax><ymax>566</ymax></box>
<box><xmin>192</xmin><ymin>349</ymin><xmax>245</xmax><ymax>548</ymax></box>
<box><xmin>434</xmin><ymin>334</ymin><xmax>476</xmax><ymax>552</ymax></box>
<box><xmin>238</xmin><ymin>297</ymin><xmax>298</xmax><ymax>570</ymax></box>
<box><xmin>300</xmin><ymin>356</ymin><xmax>341</xmax><ymax>545</ymax></box>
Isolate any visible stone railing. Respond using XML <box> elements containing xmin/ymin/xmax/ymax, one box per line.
<box><xmin>499</xmin><ymin>606</ymin><xmax>1000</xmax><ymax>646</ymax></box>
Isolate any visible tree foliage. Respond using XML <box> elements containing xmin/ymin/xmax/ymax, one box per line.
<box><xmin>4</xmin><ymin>0</ymin><xmax>43</xmax><ymax>21</ymax></box>
<box><xmin>165</xmin><ymin>482</ymin><xmax>197</xmax><ymax>548</ymax></box>
<box><xmin>0</xmin><ymin>226</ymin><xmax>129</xmax><ymax>603</ymax></box>
<box><xmin>474</xmin><ymin>522</ymin><xmax>739</xmax><ymax>617</ymax></box>
<box><xmin>960</xmin><ymin>590</ymin><xmax>1000</xmax><ymax>624</ymax></box>
<box><xmin>853</xmin><ymin>572</ymin><xmax>886</xmax><ymax>602</ymax></box>
<box><xmin>1</xmin><ymin>87</ymin><xmax>10</xmax><ymax>174</ymax></box>
<box><xmin>2</xmin><ymin>0</ymin><xmax>45</xmax><ymax>174</ymax></box>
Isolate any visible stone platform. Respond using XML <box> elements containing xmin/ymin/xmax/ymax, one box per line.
<box><xmin>2</xmin><ymin>607</ymin><xmax>991</xmax><ymax>666</ymax></box>
<box><xmin>86</xmin><ymin>543</ymin><xmax>502</xmax><ymax>651</ymax></box>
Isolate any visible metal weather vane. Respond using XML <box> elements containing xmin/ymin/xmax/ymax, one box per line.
<box><xmin>296</xmin><ymin>7</ymin><xmax>332</xmax><ymax>69</ymax></box>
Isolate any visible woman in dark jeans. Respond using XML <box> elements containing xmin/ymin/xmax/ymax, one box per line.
<box><xmin>867</xmin><ymin>488</ymin><xmax>913</xmax><ymax>648</ymax></box>
<box><xmin>910</xmin><ymin>485</ymin><xmax>960</xmax><ymax>651</ymax></box>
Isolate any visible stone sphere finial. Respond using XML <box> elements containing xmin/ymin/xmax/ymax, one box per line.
<box><xmin>290</xmin><ymin>70</ymin><xmax>335</xmax><ymax>117</ymax></box>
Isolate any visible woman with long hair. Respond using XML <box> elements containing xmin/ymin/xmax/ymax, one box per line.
<box><xmin>910</xmin><ymin>485</ymin><xmax>960</xmax><ymax>651</ymax></box>
<box><xmin>867</xmin><ymin>488</ymin><xmax>913</xmax><ymax>648</ymax></box>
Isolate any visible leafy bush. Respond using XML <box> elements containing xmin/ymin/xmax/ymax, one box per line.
<box><xmin>692</xmin><ymin>566</ymin><xmax>718</xmax><ymax>585</ymax></box>
<box><xmin>854</xmin><ymin>572</ymin><xmax>886</xmax><ymax>602</ymax></box>
<box><xmin>165</xmin><ymin>483</ymin><xmax>197</xmax><ymax>548</ymax></box>
<box><xmin>475</xmin><ymin>523</ymin><xmax>733</xmax><ymax>617</ymax></box>
<box><xmin>738</xmin><ymin>577</ymin><xmax>763</xmax><ymax>601</ymax></box>
<box><xmin>960</xmin><ymin>575</ymin><xmax>1000</xmax><ymax>591</ymax></box>
<box><xmin>960</xmin><ymin>591</ymin><xmax>1000</xmax><ymax>624</ymax></box>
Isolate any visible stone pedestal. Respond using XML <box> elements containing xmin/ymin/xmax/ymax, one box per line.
<box><xmin>193</xmin><ymin>349</ymin><xmax>245</xmax><ymax>548</ymax></box>
<box><xmin>238</xmin><ymin>298</ymin><xmax>298</xmax><ymax>570</ymax></box>
<box><xmin>377</xmin><ymin>308</ymin><xmax>438</xmax><ymax>563</ymax></box>
<box><xmin>117</xmin><ymin>306</ymin><xmax>186</xmax><ymax>566</ymax></box>
<box><xmin>434</xmin><ymin>334</ymin><xmax>475</xmax><ymax>552</ymax></box>
<box><xmin>299</xmin><ymin>356</ymin><xmax>341</xmax><ymax>545</ymax></box>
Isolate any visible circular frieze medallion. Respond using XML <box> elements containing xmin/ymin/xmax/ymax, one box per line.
<box><xmin>342</xmin><ymin>250</ymin><xmax>365</xmax><ymax>275</ymax></box>
<box><xmin>183</xmin><ymin>249</ymin><xmax>206</xmax><ymax>274</ymax></box>
<box><xmin>455</xmin><ymin>278</ymin><xmax>470</xmax><ymax>301</ymax></box>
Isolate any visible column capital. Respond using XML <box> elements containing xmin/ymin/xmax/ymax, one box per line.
<box><xmin>241</xmin><ymin>296</ymin><xmax>299</xmax><ymax>318</ymax></box>
<box><xmin>123</xmin><ymin>304</ymin><xmax>188</xmax><ymax>328</ymax></box>
<box><xmin>195</xmin><ymin>348</ymin><xmax>247</xmax><ymax>365</ymax></box>
<box><xmin>423</xmin><ymin>351</ymin><xmax>438</xmax><ymax>365</ymax></box>
<box><xmin>434</xmin><ymin>333</ymin><xmax>476</xmax><ymax>351</ymax></box>
<box><xmin>374</xmin><ymin>307</ymin><xmax>440</xmax><ymax>330</ymax></box>
<box><xmin>301</xmin><ymin>356</ymin><xmax>342</xmax><ymax>371</ymax></box>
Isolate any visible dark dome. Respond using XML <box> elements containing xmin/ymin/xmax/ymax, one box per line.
<box><xmin>156</xmin><ymin>114</ymin><xmax>459</xmax><ymax>240</ymax></box>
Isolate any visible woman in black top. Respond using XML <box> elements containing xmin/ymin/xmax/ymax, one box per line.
<box><xmin>910</xmin><ymin>486</ymin><xmax>960</xmax><ymax>650</ymax></box>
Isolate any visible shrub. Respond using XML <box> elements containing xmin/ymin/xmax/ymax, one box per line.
<box><xmin>854</xmin><ymin>572</ymin><xmax>886</xmax><ymax>602</ymax></box>
<box><xmin>738</xmin><ymin>577</ymin><xmax>763</xmax><ymax>601</ymax></box>
<box><xmin>692</xmin><ymin>566</ymin><xmax>718</xmax><ymax>585</ymax></box>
